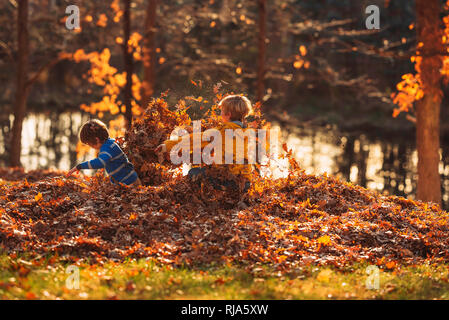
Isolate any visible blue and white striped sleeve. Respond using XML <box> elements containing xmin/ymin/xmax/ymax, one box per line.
<box><xmin>76</xmin><ymin>150</ymin><xmax>113</xmax><ymax>170</ymax></box>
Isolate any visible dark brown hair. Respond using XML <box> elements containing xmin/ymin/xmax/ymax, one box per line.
<box><xmin>79</xmin><ymin>119</ymin><xmax>109</xmax><ymax>146</ymax></box>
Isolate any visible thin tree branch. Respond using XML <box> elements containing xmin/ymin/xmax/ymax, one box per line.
<box><xmin>25</xmin><ymin>57</ymin><xmax>61</xmax><ymax>89</ymax></box>
<box><xmin>0</xmin><ymin>40</ymin><xmax>14</xmax><ymax>62</ymax></box>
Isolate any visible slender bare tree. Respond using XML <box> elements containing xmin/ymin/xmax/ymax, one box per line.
<box><xmin>141</xmin><ymin>0</ymin><xmax>157</xmax><ymax>109</ymax></box>
<box><xmin>122</xmin><ymin>0</ymin><xmax>133</xmax><ymax>129</ymax></box>
<box><xmin>256</xmin><ymin>0</ymin><xmax>266</xmax><ymax>104</ymax></box>
<box><xmin>10</xmin><ymin>0</ymin><xmax>29</xmax><ymax>167</ymax></box>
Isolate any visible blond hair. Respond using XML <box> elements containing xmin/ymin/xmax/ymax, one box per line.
<box><xmin>219</xmin><ymin>95</ymin><xmax>253</xmax><ymax>121</ymax></box>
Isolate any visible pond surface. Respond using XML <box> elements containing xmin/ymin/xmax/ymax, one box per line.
<box><xmin>0</xmin><ymin>113</ymin><xmax>92</xmax><ymax>171</ymax></box>
<box><xmin>1</xmin><ymin>112</ymin><xmax>449</xmax><ymax>209</ymax></box>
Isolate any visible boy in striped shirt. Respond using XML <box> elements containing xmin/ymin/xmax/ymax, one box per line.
<box><xmin>67</xmin><ymin>119</ymin><xmax>141</xmax><ymax>186</ymax></box>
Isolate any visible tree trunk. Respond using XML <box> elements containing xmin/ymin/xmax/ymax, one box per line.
<box><xmin>415</xmin><ymin>0</ymin><xmax>443</xmax><ymax>205</ymax></box>
<box><xmin>123</xmin><ymin>0</ymin><xmax>133</xmax><ymax>129</ymax></box>
<box><xmin>141</xmin><ymin>0</ymin><xmax>157</xmax><ymax>109</ymax></box>
<box><xmin>10</xmin><ymin>0</ymin><xmax>29</xmax><ymax>167</ymax></box>
<box><xmin>256</xmin><ymin>0</ymin><xmax>266</xmax><ymax>103</ymax></box>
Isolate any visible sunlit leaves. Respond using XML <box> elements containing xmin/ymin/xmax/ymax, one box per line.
<box><xmin>391</xmin><ymin>72</ymin><xmax>423</xmax><ymax>117</ymax></box>
<box><xmin>392</xmin><ymin>1</ymin><xmax>449</xmax><ymax>117</ymax></box>
<box><xmin>293</xmin><ymin>46</ymin><xmax>309</xmax><ymax>70</ymax></box>
<box><xmin>69</xmin><ymin>44</ymin><xmax>143</xmax><ymax>144</ymax></box>
<box><xmin>111</xmin><ymin>0</ymin><xmax>123</xmax><ymax>23</ymax></box>
<box><xmin>293</xmin><ymin>60</ymin><xmax>304</xmax><ymax>69</ymax></box>
<box><xmin>96</xmin><ymin>14</ymin><xmax>108</xmax><ymax>28</ymax></box>
<box><xmin>128</xmin><ymin>33</ymin><xmax>142</xmax><ymax>48</ymax></box>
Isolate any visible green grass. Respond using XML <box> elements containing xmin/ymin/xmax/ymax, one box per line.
<box><xmin>1</xmin><ymin>254</ymin><xmax>449</xmax><ymax>300</ymax></box>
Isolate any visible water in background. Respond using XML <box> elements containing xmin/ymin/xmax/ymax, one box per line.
<box><xmin>0</xmin><ymin>112</ymin><xmax>94</xmax><ymax>171</ymax></box>
<box><xmin>1</xmin><ymin>112</ymin><xmax>449</xmax><ymax>209</ymax></box>
<box><xmin>281</xmin><ymin>125</ymin><xmax>420</xmax><ymax>200</ymax></box>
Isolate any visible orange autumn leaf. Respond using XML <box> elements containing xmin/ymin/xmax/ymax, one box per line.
<box><xmin>293</xmin><ymin>60</ymin><xmax>304</xmax><ymax>69</ymax></box>
<box><xmin>25</xmin><ymin>292</ymin><xmax>37</xmax><ymax>300</ymax></box>
<box><xmin>34</xmin><ymin>193</ymin><xmax>42</xmax><ymax>202</ymax></box>
<box><xmin>97</xmin><ymin>14</ymin><xmax>108</xmax><ymax>27</ymax></box>
<box><xmin>317</xmin><ymin>235</ymin><xmax>331</xmax><ymax>246</ymax></box>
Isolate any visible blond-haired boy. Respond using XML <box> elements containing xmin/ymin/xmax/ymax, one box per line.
<box><xmin>156</xmin><ymin>95</ymin><xmax>255</xmax><ymax>191</ymax></box>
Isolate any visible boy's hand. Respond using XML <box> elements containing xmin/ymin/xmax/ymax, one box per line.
<box><xmin>155</xmin><ymin>144</ymin><xmax>167</xmax><ymax>163</ymax></box>
<box><xmin>173</xmin><ymin>126</ymin><xmax>191</xmax><ymax>137</ymax></box>
<box><xmin>182</xmin><ymin>126</ymin><xmax>193</xmax><ymax>134</ymax></box>
<box><xmin>66</xmin><ymin>166</ymin><xmax>79</xmax><ymax>177</ymax></box>
<box><xmin>155</xmin><ymin>144</ymin><xmax>167</xmax><ymax>162</ymax></box>
<box><xmin>155</xmin><ymin>144</ymin><xmax>167</xmax><ymax>153</ymax></box>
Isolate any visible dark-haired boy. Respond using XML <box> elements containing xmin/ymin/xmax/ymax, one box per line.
<box><xmin>67</xmin><ymin>119</ymin><xmax>140</xmax><ymax>186</ymax></box>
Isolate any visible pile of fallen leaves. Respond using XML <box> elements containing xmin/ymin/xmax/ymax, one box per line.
<box><xmin>1</xmin><ymin>165</ymin><xmax>449</xmax><ymax>270</ymax></box>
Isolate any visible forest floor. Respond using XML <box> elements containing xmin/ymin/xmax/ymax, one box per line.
<box><xmin>1</xmin><ymin>253</ymin><xmax>449</xmax><ymax>300</ymax></box>
<box><xmin>3</xmin><ymin>97</ymin><xmax>449</xmax><ymax>300</ymax></box>
<box><xmin>2</xmin><ymin>166</ymin><xmax>449</xmax><ymax>300</ymax></box>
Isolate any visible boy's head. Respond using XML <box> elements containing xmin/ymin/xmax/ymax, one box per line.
<box><xmin>79</xmin><ymin>119</ymin><xmax>109</xmax><ymax>149</ymax></box>
<box><xmin>219</xmin><ymin>95</ymin><xmax>252</xmax><ymax>122</ymax></box>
